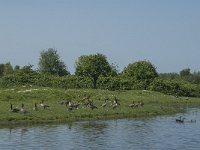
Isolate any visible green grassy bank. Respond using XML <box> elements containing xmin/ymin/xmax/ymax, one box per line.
<box><xmin>0</xmin><ymin>87</ymin><xmax>200</xmax><ymax>126</ymax></box>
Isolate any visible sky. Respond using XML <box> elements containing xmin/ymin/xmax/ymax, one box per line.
<box><xmin>0</xmin><ymin>0</ymin><xmax>200</xmax><ymax>74</ymax></box>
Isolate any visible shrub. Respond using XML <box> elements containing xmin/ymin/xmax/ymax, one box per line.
<box><xmin>149</xmin><ymin>78</ymin><xmax>199</xmax><ymax>97</ymax></box>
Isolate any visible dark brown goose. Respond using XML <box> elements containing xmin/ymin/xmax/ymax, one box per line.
<box><xmin>10</xmin><ymin>103</ymin><xmax>20</xmax><ymax>113</ymax></box>
<box><xmin>176</xmin><ymin>116</ymin><xmax>185</xmax><ymax>123</ymax></box>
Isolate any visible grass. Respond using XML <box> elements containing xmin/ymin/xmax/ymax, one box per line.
<box><xmin>0</xmin><ymin>86</ymin><xmax>200</xmax><ymax>126</ymax></box>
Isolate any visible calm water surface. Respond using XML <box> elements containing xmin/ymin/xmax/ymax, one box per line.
<box><xmin>0</xmin><ymin>108</ymin><xmax>200</xmax><ymax>150</ymax></box>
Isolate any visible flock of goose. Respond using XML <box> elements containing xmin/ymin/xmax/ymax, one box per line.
<box><xmin>9</xmin><ymin>96</ymin><xmax>197</xmax><ymax>124</ymax></box>
<box><xmin>62</xmin><ymin>96</ymin><xmax>144</xmax><ymax>111</ymax></box>
<box><xmin>9</xmin><ymin>96</ymin><xmax>145</xmax><ymax>113</ymax></box>
<box><xmin>9</xmin><ymin>100</ymin><xmax>50</xmax><ymax>113</ymax></box>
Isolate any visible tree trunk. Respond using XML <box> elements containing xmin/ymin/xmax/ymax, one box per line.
<box><xmin>92</xmin><ymin>78</ymin><xmax>97</xmax><ymax>89</ymax></box>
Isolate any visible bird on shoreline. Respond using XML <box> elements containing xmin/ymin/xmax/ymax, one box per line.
<box><xmin>112</xmin><ymin>97</ymin><xmax>120</xmax><ymax>109</ymax></box>
<box><xmin>10</xmin><ymin>103</ymin><xmax>20</xmax><ymax>113</ymax></box>
<box><xmin>101</xmin><ymin>99</ymin><xmax>108</xmax><ymax>108</ymax></box>
<box><xmin>88</xmin><ymin>101</ymin><xmax>98</xmax><ymax>110</ymax></box>
<box><xmin>20</xmin><ymin>103</ymin><xmax>29</xmax><ymax>114</ymax></box>
<box><xmin>33</xmin><ymin>103</ymin><xmax>38</xmax><ymax>111</ymax></box>
<box><xmin>190</xmin><ymin>119</ymin><xmax>196</xmax><ymax>123</ymax></box>
<box><xmin>40</xmin><ymin>100</ymin><xmax>50</xmax><ymax>109</ymax></box>
<box><xmin>129</xmin><ymin>101</ymin><xmax>135</xmax><ymax>108</ymax></box>
<box><xmin>68</xmin><ymin>101</ymin><xmax>80</xmax><ymax>109</ymax></box>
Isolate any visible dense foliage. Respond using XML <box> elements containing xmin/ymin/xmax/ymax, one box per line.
<box><xmin>75</xmin><ymin>53</ymin><xmax>116</xmax><ymax>88</ymax></box>
<box><xmin>122</xmin><ymin>60</ymin><xmax>158</xmax><ymax>81</ymax></box>
<box><xmin>38</xmin><ymin>48</ymin><xmax>70</xmax><ymax>76</ymax></box>
<box><xmin>160</xmin><ymin>68</ymin><xmax>200</xmax><ymax>84</ymax></box>
<box><xmin>0</xmin><ymin>50</ymin><xmax>200</xmax><ymax>98</ymax></box>
<box><xmin>150</xmin><ymin>78</ymin><xmax>200</xmax><ymax>97</ymax></box>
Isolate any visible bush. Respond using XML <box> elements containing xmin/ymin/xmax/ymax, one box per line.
<box><xmin>149</xmin><ymin>78</ymin><xmax>199</xmax><ymax>97</ymax></box>
<box><xmin>0</xmin><ymin>73</ymin><xmax>200</xmax><ymax>98</ymax></box>
<box><xmin>97</xmin><ymin>76</ymin><xmax>121</xmax><ymax>90</ymax></box>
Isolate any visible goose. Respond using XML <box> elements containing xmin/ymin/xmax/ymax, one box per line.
<box><xmin>88</xmin><ymin>102</ymin><xmax>98</xmax><ymax>110</ymax></box>
<box><xmin>101</xmin><ymin>99</ymin><xmax>108</xmax><ymax>108</ymax></box>
<box><xmin>81</xmin><ymin>95</ymin><xmax>90</xmax><ymax>102</ymax></box>
<box><xmin>33</xmin><ymin>103</ymin><xmax>38</xmax><ymax>111</ymax></box>
<box><xmin>72</xmin><ymin>103</ymin><xmax>80</xmax><ymax>109</ymax></box>
<box><xmin>112</xmin><ymin>103</ymin><xmax>118</xmax><ymax>109</ymax></box>
<box><xmin>67</xmin><ymin>107</ymin><xmax>73</xmax><ymax>111</ymax></box>
<box><xmin>139</xmin><ymin>101</ymin><xmax>144</xmax><ymax>107</ymax></box>
<box><xmin>113</xmin><ymin>97</ymin><xmax>120</xmax><ymax>105</ymax></box>
<box><xmin>112</xmin><ymin>97</ymin><xmax>120</xmax><ymax>109</ymax></box>
<box><xmin>129</xmin><ymin>101</ymin><xmax>135</xmax><ymax>108</ymax></box>
<box><xmin>81</xmin><ymin>95</ymin><xmax>90</xmax><ymax>103</ymax></box>
<box><xmin>160</xmin><ymin>104</ymin><xmax>164</xmax><ymax>109</ymax></box>
<box><xmin>10</xmin><ymin>103</ymin><xmax>20</xmax><ymax>113</ymax></box>
<box><xmin>65</xmin><ymin>102</ymin><xmax>73</xmax><ymax>111</ymax></box>
<box><xmin>68</xmin><ymin>101</ymin><xmax>80</xmax><ymax>109</ymax></box>
<box><xmin>176</xmin><ymin>116</ymin><xmax>185</xmax><ymax>123</ymax></box>
<box><xmin>20</xmin><ymin>103</ymin><xmax>29</xmax><ymax>114</ymax></box>
<box><xmin>134</xmin><ymin>102</ymin><xmax>139</xmax><ymax>108</ymax></box>
<box><xmin>176</xmin><ymin>116</ymin><xmax>182</xmax><ymax>122</ymax></box>
<box><xmin>65</xmin><ymin>102</ymin><xmax>74</xmax><ymax>111</ymax></box>
<box><xmin>190</xmin><ymin>119</ymin><xmax>196</xmax><ymax>123</ymax></box>
<box><xmin>40</xmin><ymin>100</ymin><xmax>50</xmax><ymax>109</ymax></box>
<box><xmin>81</xmin><ymin>96</ymin><xmax>91</xmax><ymax>106</ymax></box>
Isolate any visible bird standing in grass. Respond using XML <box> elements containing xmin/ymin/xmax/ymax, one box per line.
<box><xmin>68</xmin><ymin>101</ymin><xmax>80</xmax><ymax>110</ymax></box>
<box><xmin>33</xmin><ymin>103</ymin><xmax>38</xmax><ymax>111</ymax></box>
<box><xmin>112</xmin><ymin>97</ymin><xmax>120</xmax><ymax>109</ymax></box>
<box><xmin>101</xmin><ymin>99</ymin><xmax>108</xmax><ymax>108</ymax></box>
<box><xmin>20</xmin><ymin>103</ymin><xmax>29</xmax><ymax>114</ymax></box>
<box><xmin>139</xmin><ymin>100</ymin><xmax>144</xmax><ymax>107</ymax></box>
<box><xmin>129</xmin><ymin>101</ymin><xmax>135</xmax><ymax>108</ymax></box>
<box><xmin>10</xmin><ymin>103</ymin><xmax>20</xmax><ymax>113</ymax></box>
<box><xmin>40</xmin><ymin>100</ymin><xmax>50</xmax><ymax>109</ymax></box>
<box><xmin>88</xmin><ymin>101</ymin><xmax>98</xmax><ymax>110</ymax></box>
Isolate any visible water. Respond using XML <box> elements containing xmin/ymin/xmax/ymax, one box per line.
<box><xmin>0</xmin><ymin>108</ymin><xmax>199</xmax><ymax>150</ymax></box>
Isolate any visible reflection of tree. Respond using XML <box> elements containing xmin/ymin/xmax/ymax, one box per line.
<box><xmin>66</xmin><ymin>121</ymin><xmax>73</xmax><ymax>130</ymax></box>
<box><xmin>8</xmin><ymin>127</ymin><xmax>13</xmax><ymax>141</ymax></box>
<box><xmin>20</xmin><ymin>128</ymin><xmax>28</xmax><ymax>137</ymax></box>
<box><xmin>75</xmin><ymin>121</ymin><xmax>108</xmax><ymax>146</ymax></box>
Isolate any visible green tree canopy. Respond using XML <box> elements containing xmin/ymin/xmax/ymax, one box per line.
<box><xmin>0</xmin><ymin>64</ymin><xmax>4</xmax><ymax>77</ymax></box>
<box><xmin>3</xmin><ymin>62</ymin><xmax>14</xmax><ymax>76</ymax></box>
<box><xmin>180</xmin><ymin>68</ymin><xmax>191</xmax><ymax>77</ymax></box>
<box><xmin>38</xmin><ymin>48</ymin><xmax>70</xmax><ymax>76</ymax></box>
<box><xmin>75</xmin><ymin>53</ymin><xmax>114</xmax><ymax>88</ymax></box>
<box><xmin>123</xmin><ymin>60</ymin><xmax>158</xmax><ymax>80</ymax></box>
<box><xmin>14</xmin><ymin>65</ymin><xmax>20</xmax><ymax>71</ymax></box>
<box><xmin>14</xmin><ymin>65</ymin><xmax>36</xmax><ymax>75</ymax></box>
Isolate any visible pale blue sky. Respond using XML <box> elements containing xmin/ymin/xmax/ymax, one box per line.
<box><xmin>0</xmin><ymin>0</ymin><xmax>199</xmax><ymax>73</ymax></box>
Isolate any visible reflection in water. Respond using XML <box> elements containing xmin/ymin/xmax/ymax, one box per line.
<box><xmin>0</xmin><ymin>108</ymin><xmax>200</xmax><ymax>150</ymax></box>
<box><xmin>74</xmin><ymin>121</ymin><xmax>108</xmax><ymax>149</ymax></box>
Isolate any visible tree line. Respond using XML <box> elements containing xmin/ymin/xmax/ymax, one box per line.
<box><xmin>0</xmin><ymin>48</ymin><xmax>200</xmax><ymax>97</ymax></box>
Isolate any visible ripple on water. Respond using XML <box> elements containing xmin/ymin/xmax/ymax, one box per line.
<box><xmin>0</xmin><ymin>108</ymin><xmax>200</xmax><ymax>150</ymax></box>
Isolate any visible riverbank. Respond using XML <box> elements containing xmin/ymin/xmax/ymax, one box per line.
<box><xmin>0</xmin><ymin>87</ymin><xmax>200</xmax><ymax>126</ymax></box>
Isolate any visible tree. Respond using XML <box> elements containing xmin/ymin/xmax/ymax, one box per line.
<box><xmin>75</xmin><ymin>53</ymin><xmax>114</xmax><ymax>88</ymax></box>
<box><xmin>180</xmin><ymin>68</ymin><xmax>191</xmax><ymax>77</ymax></box>
<box><xmin>15</xmin><ymin>65</ymin><xmax>35</xmax><ymax>75</ymax></box>
<box><xmin>0</xmin><ymin>64</ymin><xmax>4</xmax><ymax>77</ymax></box>
<box><xmin>159</xmin><ymin>72</ymin><xmax>179</xmax><ymax>80</ymax></box>
<box><xmin>3</xmin><ymin>62</ymin><xmax>14</xmax><ymax>76</ymax></box>
<box><xmin>38</xmin><ymin>48</ymin><xmax>69</xmax><ymax>76</ymax></box>
<box><xmin>123</xmin><ymin>60</ymin><xmax>158</xmax><ymax>80</ymax></box>
<box><xmin>14</xmin><ymin>65</ymin><xmax>20</xmax><ymax>71</ymax></box>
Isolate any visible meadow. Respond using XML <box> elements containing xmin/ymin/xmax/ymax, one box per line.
<box><xmin>0</xmin><ymin>86</ymin><xmax>200</xmax><ymax>126</ymax></box>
